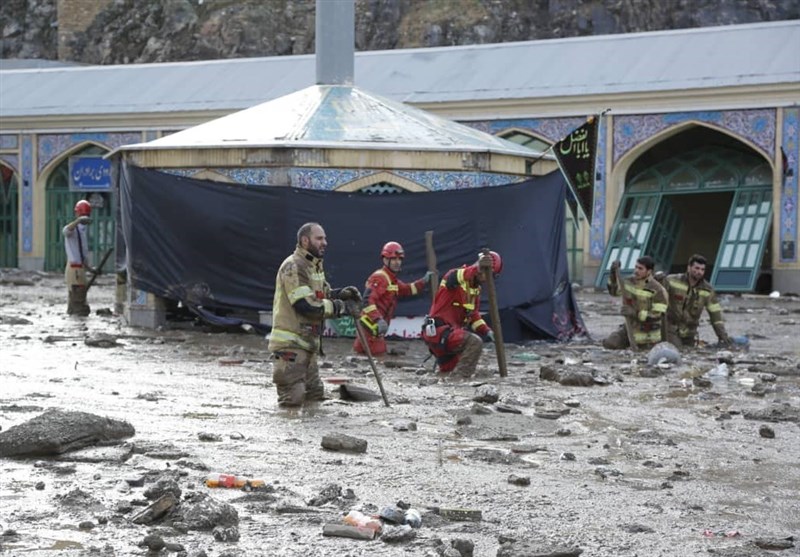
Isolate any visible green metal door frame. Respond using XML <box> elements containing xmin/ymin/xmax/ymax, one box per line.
<box><xmin>0</xmin><ymin>164</ymin><xmax>19</xmax><ymax>268</ymax></box>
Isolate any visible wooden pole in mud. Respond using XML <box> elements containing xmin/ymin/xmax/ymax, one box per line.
<box><xmin>480</xmin><ymin>248</ymin><xmax>507</xmax><ymax>377</ymax></box>
<box><xmin>424</xmin><ymin>230</ymin><xmax>438</xmax><ymax>300</ymax></box>
<box><xmin>353</xmin><ymin>320</ymin><xmax>390</xmax><ymax>407</ymax></box>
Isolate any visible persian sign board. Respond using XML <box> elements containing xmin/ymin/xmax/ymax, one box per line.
<box><xmin>69</xmin><ymin>156</ymin><xmax>112</xmax><ymax>192</ymax></box>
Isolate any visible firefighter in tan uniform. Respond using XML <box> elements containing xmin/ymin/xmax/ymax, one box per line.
<box><xmin>267</xmin><ymin>222</ymin><xmax>361</xmax><ymax>407</ymax></box>
<box><xmin>659</xmin><ymin>254</ymin><xmax>731</xmax><ymax>348</ymax></box>
<box><xmin>602</xmin><ymin>255</ymin><xmax>668</xmax><ymax>350</ymax></box>
<box><xmin>63</xmin><ymin>200</ymin><xmax>95</xmax><ymax>316</ymax></box>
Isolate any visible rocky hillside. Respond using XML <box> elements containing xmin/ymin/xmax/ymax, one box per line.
<box><xmin>1</xmin><ymin>0</ymin><xmax>798</xmax><ymax>64</ymax></box>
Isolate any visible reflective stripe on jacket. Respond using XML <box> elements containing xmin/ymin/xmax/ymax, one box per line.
<box><xmin>663</xmin><ymin>273</ymin><xmax>728</xmax><ymax>339</ymax></box>
<box><xmin>268</xmin><ymin>246</ymin><xmax>332</xmax><ymax>354</ymax></box>
<box><xmin>427</xmin><ymin>265</ymin><xmax>489</xmax><ymax>337</ymax></box>
<box><xmin>359</xmin><ymin>267</ymin><xmax>425</xmax><ymax>334</ymax></box>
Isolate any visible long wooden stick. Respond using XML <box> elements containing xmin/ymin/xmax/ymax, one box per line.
<box><xmin>424</xmin><ymin>230</ymin><xmax>438</xmax><ymax>300</ymax></box>
<box><xmin>86</xmin><ymin>248</ymin><xmax>114</xmax><ymax>292</ymax></box>
<box><xmin>480</xmin><ymin>249</ymin><xmax>507</xmax><ymax>377</ymax></box>
<box><xmin>353</xmin><ymin>320</ymin><xmax>390</xmax><ymax>407</ymax></box>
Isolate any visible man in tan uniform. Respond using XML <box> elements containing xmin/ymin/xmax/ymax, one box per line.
<box><xmin>659</xmin><ymin>254</ymin><xmax>731</xmax><ymax>348</ymax></box>
<box><xmin>602</xmin><ymin>255</ymin><xmax>668</xmax><ymax>351</ymax></box>
<box><xmin>267</xmin><ymin>222</ymin><xmax>360</xmax><ymax>407</ymax></box>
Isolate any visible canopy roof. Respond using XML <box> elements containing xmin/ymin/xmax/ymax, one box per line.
<box><xmin>119</xmin><ymin>85</ymin><xmax>539</xmax><ymax>157</ymax></box>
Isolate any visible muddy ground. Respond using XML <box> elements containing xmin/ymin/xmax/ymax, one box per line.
<box><xmin>1</xmin><ymin>272</ymin><xmax>799</xmax><ymax>557</ymax></box>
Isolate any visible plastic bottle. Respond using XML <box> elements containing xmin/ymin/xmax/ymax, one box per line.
<box><xmin>205</xmin><ymin>473</ymin><xmax>265</xmax><ymax>489</ymax></box>
<box><xmin>343</xmin><ymin>510</ymin><xmax>382</xmax><ymax>533</ymax></box>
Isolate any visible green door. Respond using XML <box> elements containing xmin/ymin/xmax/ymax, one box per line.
<box><xmin>711</xmin><ymin>187</ymin><xmax>772</xmax><ymax>291</ymax></box>
<box><xmin>45</xmin><ymin>145</ymin><xmax>115</xmax><ymax>271</ymax></box>
<box><xmin>0</xmin><ymin>165</ymin><xmax>19</xmax><ymax>268</ymax></box>
<box><xmin>647</xmin><ymin>197</ymin><xmax>682</xmax><ymax>272</ymax></box>
<box><xmin>595</xmin><ymin>193</ymin><xmax>661</xmax><ymax>287</ymax></box>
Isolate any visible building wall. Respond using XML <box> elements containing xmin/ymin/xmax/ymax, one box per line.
<box><xmin>57</xmin><ymin>0</ymin><xmax>112</xmax><ymax>60</ymax></box>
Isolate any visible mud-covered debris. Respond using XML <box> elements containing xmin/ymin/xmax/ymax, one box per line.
<box><xmin>213</xmin><ymin>525</ymin><xmax>240</xmax><ymax>542</ymax></box>
<box><xmin>758</xmin><ymin>425</ymin><xmax>775</xmax><ymax>438</ymax></box>
<box><xmin>176</xmin><ymin>493</ymin><xmax>239</xmax><ymax>530</ymax></box>
<box><xmin>198</xmin><ymin>432</ymin><xmax>222</xmax><ymax>442</ymax></box>
<box><xmin>620</xmin><ymin>523</ymin><xmax>654</xmax><ymax>533</ymax></box>
<box><xmin>130</xmin><ymin>493</ymin><xmax>178</xmax><ymax>525</ymax></box>
<box><xmin>381</xmin><ymin>524</ymin><xmax>415</xmax><ymax>543</ymax></box>
<box><xmin>466</xmin><ymin>448</ymin><xmax>521</xmax><ymax>465</ymax></box>
<box><xmin>470</xmin><ymin>403</ymin><xmax>492</xmax><ymax>415</ymax></box>
<box><xmin>307</xmin><ymin>483</ymin><xmax>345</xmax><ymax>507</ymax></box>
<box><xmin>0</xmin><ymin>408</ymin><xmax>135</xmax><ymax>457</ymax></box>
<box><xmin>140</xmin><ymin>534</ymin><xmax>165</xmax><ymax>550</ymax></box>
<box><xmin>321</xmin><ymin>433</ymin><xmax>368</xmax><ymax>453</ymax></box>
<box><xmin>534</xmin><ymin>409</ymin><xmax>568</xmax><ymax>420</ymax></box>
<box><xmin>339</xmin><ymin>384</ymin><xmax>382</xmax><ymax>402</ymax></box>
<box><xmin>753</xmin><ymin>537</ymin><xmax>795</xmax><ymax>550</ymax></box>
<box><xmin>508</xmin><ymin>474</ymin><xmax>530</xmax><ymax>486</ymax></box>
<box><xmin>84</xmin><ymin>333</ymin><xmax>123</xmax><ymax>348</ymax></box>
<box><xmin>494</xmin><ymin>403</ymin><xmax>521</xmax><ymax>414</ymax></box>
<box><xmin>144</xmin><ymin>477</ymin><xmax>182</xmax><ymax>501</ymax></box>
<box><xmin>392</xmin><ymin>419</ymin><xmax>417</xmax><ymax>431</ymax></box>
<box><xmin>451</xmin><ymin>538</ymin><xmax>475</xmax><ymax>557</ymax></box>
<box><xmin>716</xmin><ymin>350</ymin><xmax>735</xmax><ymax>365</ymax></box>
<box><xmin>472</xmin><ymin>385</ymin><xmax>498</xmax><ymax>404</ymax></box>
<box><xmin>322</xmin><ymin>523</ymin><xmax>375</xmax><ymax>540</ymax></box>
<box><xmin>496</xmin><ymin>542</ymin><xmax>583</xmax><ymax>557</ymax></box>
<box><xmin>34</xmin><ymin>461</ymin><xmax>76</xmax><ymax>475</ymax></box>
<box><xmin>0</xmin><ymin>314</ymin><xmax>32</xmax><ymax>325</ymax></box>
<box><xmin>743</xmin><ymin>405</ymin><xmax>800</xmax><ymax>423</ymax></box>
<box><xmin>456</xmin><ymin>415</ymin><xmax>472</xmax><ymax>426</ymax></box>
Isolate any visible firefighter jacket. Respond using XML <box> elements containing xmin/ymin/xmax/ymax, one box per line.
<box><xmin>428</xmin><ymin>265</ymin><xmax>491</xmax><ymax>337</ymax></box>
<box><xmin>268</xmin><ymin>246</ymin><xmax>337</xmax><ymax>354</ymax></box>
<box><xmin>358</xmin><ymin>266</ymin><xmax>426</xmax><ymax>335</ymax></box>
<box><xmin>662</xmin><ymin>273</ymin><xmax>729</xmax><ymax>341</ymax></box>
<box><xmin>608</xmin><ymin>273</ymin><xmax>668</xmax><ymax>346</ymax></box>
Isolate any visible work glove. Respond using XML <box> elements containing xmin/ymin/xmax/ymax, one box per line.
<box><xmin>77</xmin><ymin>216</ymin><xmax>91</xmax><ymax>225</ymax></box>
<box><xmin>331</xmin><ymin>299</ymin><xmax>346</xmax><ymax>318</ymax></box>
<box><xmin>478</xmin><ymin>254</ymin><xmax>493</xmax><ymax>271</ymax></box>
<box><xmin>422</xmin><ymin>270</ymin><xmax>435</xmax><ymax>283</ymax></box>
<box><xmin>344</xmin><ymin>299</ymin><xmax>361</xmax><ymax>318</ymax></box>
<box><xmin>337</xmin><ymin>285</ymin><xmax>362</xmax><ymax>302</ymax></box>
<box><xmin>620</xmin><ymin>305</ymin><xmax>637</xmax><ymax>318</ymax></box>
<box><xmin>376</xmin><ymin>319</ymin><xmax>389</xmax><ymax>336</ymax></box>
<box><xmin>653</xmin><ymin>271</ymin><xmax>666</xmax><ymax>283</ymax></box>
<box><xmin>483</xmin><ymin>330</ymin><xmax>495</xmax><ymax>343</ymax></box>
<box><xmin>610</xmin><ymin>260</ymin><xmax>621</xmax><ymax>272</ymax></box>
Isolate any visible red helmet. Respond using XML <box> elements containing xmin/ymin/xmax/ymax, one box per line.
<box><xmin>479</xmin><ymin>250</ymin><xmax>503</xmax><ymax>275</ymax></box>
<box><xmin>74</xmin><ymin>200</ymin><xmax>92</xmax><ymax>216</ymax></box>
<box><xmin>381</xmin><ymin>241</ymin><xmax>404</xmax><ymax>259</ymax></box>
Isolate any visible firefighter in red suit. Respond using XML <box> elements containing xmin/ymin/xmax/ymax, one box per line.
<box><xmin>354</xmin><ymin>241</ymin><xmax>433</xmax><ymax>356</ymax></box>
<box><xmin>421</xmin><ymin>251</ymin><xmax>502</xmax><ymax>377</ymax></box>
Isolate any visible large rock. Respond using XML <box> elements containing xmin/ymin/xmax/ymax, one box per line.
<box><xmin>176</xmin><ymin>493</ymin><xmax>239</xmax><ymax>531</ymax></box>
<box><xmin>0</xmin><ymin>408</ymin><xmax>135</xmax><ymax>458</ymax></box>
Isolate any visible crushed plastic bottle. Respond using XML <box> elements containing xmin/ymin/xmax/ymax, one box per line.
<box><xmin>205</xmin><ymin>473</ymin><xmax>265</xmax><ymax>489</ymax></box>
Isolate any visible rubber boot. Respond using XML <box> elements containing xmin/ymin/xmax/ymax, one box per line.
<box><xmin>451</xmin><ymin>333</ymin><xmax>483</xmax><ymax>378</ymax></box>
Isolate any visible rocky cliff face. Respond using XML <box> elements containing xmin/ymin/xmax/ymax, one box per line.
<box><xmin>1</xmin><ymin>0</ymin><xmax>798</xmax><ymax>64</ymax></box>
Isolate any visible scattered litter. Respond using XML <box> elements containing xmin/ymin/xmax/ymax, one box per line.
<box><xmin>704</xmin><ymin>363</ymin><xmax>729</xmax><ymax>378</ymax></box>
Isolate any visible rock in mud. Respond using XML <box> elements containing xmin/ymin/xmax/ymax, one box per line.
<box><xmin>0</xmin><ymin>408</ymin><xmax>135</xmax><ymax>457</ymax></box>
<box><xmin>451</xmin><ymin>538</ymin><xmax>475</xmax><ymax>557</ymax></box>
<box><xmin>144</xmin><ymin>477</ymin><xmax>182</xmax><ymax>500</ymax></box>
<box><xmin>753</xmin><ymin>537</ymin><xmax>795</xmax><ymax>550</ymax></box>
<box><xmin>131</xmin><ymin>493</ymin><xmax>179</xmax><ymax>525</ymax></box>
<box><xmin>743</xmin><ymin>405</ymin><xmax>800</xmax><ymax>423</ymax></box>
<box><xmin>176</xmin><ymin>493</ymin><xmax>239</xmax><ymax>530</ymax></box>
<box><xmin>381</xmin><ymin>523</ymin><xmax>416</xmax><ymax>543</ymax></box>
<box><xmin>213</xmin><ymin>525</ymin><xmax>240</xmax><ymax>542</ymax></box>
<box><xmin>321</xmin><ymin>433</ymin><xmax>368</xmax><ymax>453</ymax></box>
<box><xmin>758</xmin><ymin>425</ymin><xmax>775</xmax><ymax>438</ymax></box>
<box><xmin>472</xmin><ymin>385</ymin><xmax>498</xmax><ymax>403</ymax></box>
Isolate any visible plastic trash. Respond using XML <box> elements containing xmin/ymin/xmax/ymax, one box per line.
<box><xmin>205</xmin><ymin>473</ymin><xmax>265</xmax><ymax>489</ymax></box>
<box><xmin>704</xmin><ymin>363</ymin><xmax>729</xmax><ymax>378</ymax></box>
<box><xmin>769</xmin><ymin>291</ymin><xmax>780</xmax><ymax>298</ymax></box>
<box><xmin>404</xmin><ymin>508</ymin><xmax>422</xmax><ymax>528</ymax></box>
<box><xmin>647</xmin><ymin>342</ymin><xmax>681</xmax><ymax>366</ymax></box>
<box><xmin>343</xmin><ymin>510</ymin><xmax>382</xmax><ymax>533</ymax></box>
